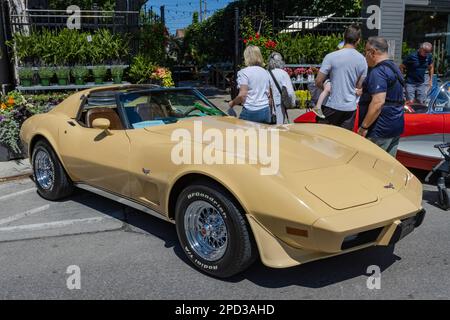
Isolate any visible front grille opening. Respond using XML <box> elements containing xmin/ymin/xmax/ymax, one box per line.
<box><xmin>341</xmin><ymin>227</ymin><xmax>384</xmax><ymax>250</ymax></box>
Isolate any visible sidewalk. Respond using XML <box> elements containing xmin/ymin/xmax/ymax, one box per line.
<box><xmin>0</xmin><ymin>158</ymin><xmax>32</xmax><ymax>181</ymax></box>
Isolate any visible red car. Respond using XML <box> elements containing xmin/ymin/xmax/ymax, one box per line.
<box><xmin>294</xmin><ymin>81</ymin><xmax>450</xmax><ymax>171</ymax></box>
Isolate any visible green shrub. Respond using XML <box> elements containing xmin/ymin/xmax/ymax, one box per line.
<box><xmin>92</xmin><ymin>65</ymin><xmax>108</xmax><ymax>78</ymax></box>
<box><xmin>55</xmin><ymin>67</ymin><xmax>70</xmax><ymax>79</ymax></box>
<box><xmin>9</xmin><ymin>29</ymin><xmax>129</xmax><ymax>66</ymax></box>
<box><xmin>38</xmin><ymin>67</ymin><xmax>55</xmax><ymax>79</ymax></box>
<box><xmin>72</xmin><ymin>66</ymin><xmax>89</xmax><ymax>79</ymax></box>
<box><xmin>111</xmin><ymin>66</ymin><xmax>124</xmax><ymax>78</ymax></box>
<box><xmin>18</xmin><ymin>67</ymin><xmax>34</xmax><ymax>79</ymax></box>
<box><xmin>129</xmin><ymin>55</ymin><xmax>154</xmax><ymax>84</ymax></box>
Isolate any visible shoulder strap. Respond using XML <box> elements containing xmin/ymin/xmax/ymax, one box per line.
<box><xmin>268</xmin><ymin>69</ymin><xmax>283</xmax><ymax>94</ymax></box>
<box><xmin>376</xmin><ymin>60</ymin><xmax>405</xmax><ymax>88</ymax></box>
<box><xmin>374</xmin><ymin>60</ymin><xmax>405</xmax><ymax>105</ymax></box>
<box><xmin>268</xmin><ymin>69</ymin><xmax>290</xmax><ymax>123</ymax></box>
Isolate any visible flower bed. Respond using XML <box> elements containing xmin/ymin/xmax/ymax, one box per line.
<box><xmin>0</xmin><ymin>91</ymin><xmax>69</xmax><ymax>161</ymax></box>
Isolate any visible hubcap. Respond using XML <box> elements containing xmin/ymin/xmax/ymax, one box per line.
<box><xmin>184</xmin><ymin>200</ymin><xmax>228</xmax><ymax>261</ymax></box>
<box><xmin>34</xmin><ymin>149</ymin><xmax>54</xmax><ymax>190</ymax></box>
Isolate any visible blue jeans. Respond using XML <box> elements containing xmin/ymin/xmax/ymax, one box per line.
<box><xmin>239</xmin><ymin>106</ymin><xmax>271</xmax><ymax>124</ymax></box>
<box><xmin>368</xmin><ymin>135</ymin><xmax>400</xmax><ymax>157</ymax></box>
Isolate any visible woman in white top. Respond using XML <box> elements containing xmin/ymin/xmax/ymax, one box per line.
<box><xmin>228</xmin><ymin>45</ymin><xmax>272</xmax><ymax>124</ymax></box>
<box><xmin>267</xmin><ymin>52</ymin><xmax>296</xmax><ymax>124</ymax></box>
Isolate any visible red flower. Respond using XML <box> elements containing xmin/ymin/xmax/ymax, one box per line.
<box><xmin>255</xmin><ymin>33</ymin><xmax>260</xmax><ymax>39</ymax></box>
<box><xmin>249</xmin><ymin>36</ymin><xmax>253</xmax><ymax>41</ymax></box>
<box><xmin>243</xmin><ymin>39</ymin><xmax>248</xmax><ymax>44</ymax></box>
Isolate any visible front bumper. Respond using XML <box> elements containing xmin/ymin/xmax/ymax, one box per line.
<box><xmin>248</xmin><ymin>209</ymin><xmax>426</xmax><ymax>269</ymax></box>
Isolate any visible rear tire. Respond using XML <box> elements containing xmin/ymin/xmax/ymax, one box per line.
<box><xmin>175</xmin><ymin>182</ymin><xmax>257</xmax><ymax>278</ymax></box>
<box><xmin>32</xmin><ymin>140</ymin><xmax>73</xmax><ymax>200</ymax></box>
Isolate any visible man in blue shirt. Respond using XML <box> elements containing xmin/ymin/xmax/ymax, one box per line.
<box><xmin>400</xmin><ymin>42</ymin><xmax>434</xmax><ymax>104</ymax></box>
<box><xmin>358</xmin><ymin>37</ymin><xmax>405</xmax><ymax>157</ymax></box>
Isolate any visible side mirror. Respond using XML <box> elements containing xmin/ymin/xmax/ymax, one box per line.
<box><xmin>92</xmin><ymin>118</ymin><xmax>112</xmax><ymax>135</ymax></box>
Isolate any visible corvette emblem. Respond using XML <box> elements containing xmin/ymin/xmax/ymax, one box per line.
<box><xmin>384</xmin><ymin>183</ymin><xmax>395</xmax><ymax>189</ymax></box>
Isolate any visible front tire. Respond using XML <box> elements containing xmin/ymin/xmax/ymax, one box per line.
<box><xmin>175</xmin><ymin>182</ymin><xmax>257</xmax><ymax>278</ymax></box>
<box><xmin>32</xmin><ymin>140</ymin><xmax>73</xmax><ymax>200</ymax></box>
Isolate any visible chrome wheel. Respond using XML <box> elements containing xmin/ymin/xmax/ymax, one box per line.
<box><xmin>34</xmin><ymin>149</ymin><xmax>55</xmax><ymax>190</ymax></box>
<box><xmin>184</xmin><ymin>200</ymin><xmax>228</xmax><ymax>261</ymax></box>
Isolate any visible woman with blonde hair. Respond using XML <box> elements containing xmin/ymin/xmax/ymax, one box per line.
<box><xmin>228</xmin><ymin>45</ymin><xmax>272</xmax><ymax>123</ymax></box>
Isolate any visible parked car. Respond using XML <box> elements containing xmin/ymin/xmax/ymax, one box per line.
<box><xmin>295</xmin><ymin>81</ymin><xmax>450</xmax><ymax>171</ymax></box>
<box><xmin>21</xmin><ymin>84</ymin><xmax>425</xmax><ymax>278</ymax></box>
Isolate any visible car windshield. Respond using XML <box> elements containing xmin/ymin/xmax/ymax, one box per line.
<box><xmin>432</xmin><ymin>82</ymin><xmax>450</xmax><ymax>113</ymax></box>
<box><xmin>119</xmin><ymin>89</ymin><xmax>225</xmax><ymax>129</ymax></box>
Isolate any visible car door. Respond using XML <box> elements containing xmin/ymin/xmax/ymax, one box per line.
<box><xmin>58</xmin><ymin>97</ymin><xmax>131</xmax><ymax>197</ymax></box>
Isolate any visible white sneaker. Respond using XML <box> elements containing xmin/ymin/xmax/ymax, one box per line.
<box><xmin>312</xmin><ymin>108</ymin><xmax>326</xmax><ymax>119</ymax></box>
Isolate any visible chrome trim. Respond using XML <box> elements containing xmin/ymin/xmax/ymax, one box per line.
<box><xmin>75</xmin><ymin>183</ymin><xmax>172</xmax><ymax>223</ymax></box>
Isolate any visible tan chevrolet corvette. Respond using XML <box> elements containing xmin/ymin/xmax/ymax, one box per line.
<box><xmin>20</xmin><ymin>85</ymin><xmax>425</xmax><ymax>278</ymax></box>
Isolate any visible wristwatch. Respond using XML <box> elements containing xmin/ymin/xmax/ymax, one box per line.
<box><xmin>360</xmin><ymin>125</ymin><xmax>369</xmax><ymax>130</ymax></box>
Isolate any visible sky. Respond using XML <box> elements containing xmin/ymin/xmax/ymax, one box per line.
<box><xmin>144</xmin><ymin>0</ymin><xmax>236</xmax><ymax>34</ymax></box>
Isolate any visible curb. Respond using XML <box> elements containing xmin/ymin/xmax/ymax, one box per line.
<box><xmin>0</xmin><ymin>171</ymin><xmax>33</xmax><ymax>183</ymax></box>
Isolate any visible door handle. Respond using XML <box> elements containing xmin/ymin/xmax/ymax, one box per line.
<box><xmin>67</xmin><ymin>121</ymin><xmax>76</xmax><ymax>127</ymax></box>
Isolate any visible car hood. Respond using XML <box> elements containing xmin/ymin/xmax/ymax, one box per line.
<box><xmin>145</xmin><ymin>116</ymin><xmax>357</xmax><ymax>173</ymax></box>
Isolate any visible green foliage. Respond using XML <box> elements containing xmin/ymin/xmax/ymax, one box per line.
<box><xmin>38</xmin><ymin>67</ymin><xmax>55</xmax><ymax>79</ymax></box>
<box><xmin>111</xmin><ymin>66</ymin><xmax>124</xmax><ymax>77</ymax></box>
<box><xmin>181</xmin><ymin>0</ymin><xmax>362</xmax><ymax>66</ymax></box>
<box><xmin>136</xmin><ymin>21</ymin><xmax>168</xmax><ymax>65</ymax></box>
<box><xmin>9</xmin><ymin>29</ymin><xmax>129</xmax><ymax>66</ymax></box>
<box><xmin>129</xmin><ymin>54</ymin><xmax>155</xmax><ymax>84</ymax></box>
<box><xmin>18</xmin><ymin>67</ymin><xmax>34</xmax><ymax>79</ymax></box>
<box><xmin>92</xmin><ymin>65</ymin><xmax>108</xmax><ymax>78</ymax></box>
<box><xmin>192</xmin><ymin>12</ymin><xmax>199</xmax><ymax>24</ymax></box>
<box><xmin>0</xmin><ymin>91</ymin><xmax>51</xmax><ymax>153</ymax></box>
<box><xmin>55</xmin><ymin>67</ymin><xmax>70</xmax><ymax>79</ymax></box>
<box><xmin>276</xmin><ymin>33</ymin><xmax>343</xmax><ymax>64</ymax></box>
<box><xmin>48</xmin><ymin>0</ymin><xmax>113</xmax><ymax>10</ymax></box>
<box><xmin>72</xmin><ymin>66</ymin><xmax>89</xmax><ymax>79</ymax></box>
<box><xmin>402</xmin><ymin>42</ymin><xmax>415</xmax><ymax>58</ymax></box>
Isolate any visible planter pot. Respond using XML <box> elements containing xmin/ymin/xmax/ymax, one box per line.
<box><xmin>0</xmin><ymin>142</ymin><xmax>27</xmax><ymax>162</ymax></box>
<box><xmin>113</xmin><ymin>76</ymin><xmax>122</xmax><ymax>84</ymax></box>
<box><xmin>94</xmin><ymin>77</ymin><xmax>104</xmax><ymax>84</ymax></box>
<box><xmin>40</xmin><ymin>78</ymin><xmax>51</xmax><ymax>86</ymax></box>
<box><xmin>21</xmin><ymin>78</ymin><xmax>33</xmax><ymax>87</ymax></box>
<box><xmin>57</xmin><ymin>78</ymin><xmax>69</xmax><ymax>85</ymax></box>
<box><xmin>75</xmin><ymin>78</ymin><xmax>85</xmax><ymax>85</ymax></box>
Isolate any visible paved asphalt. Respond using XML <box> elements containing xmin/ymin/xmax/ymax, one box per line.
<box><xmin>0</xmin><ymin>173</ymin><xmax>449</xmax><ymax>300</ymax></box>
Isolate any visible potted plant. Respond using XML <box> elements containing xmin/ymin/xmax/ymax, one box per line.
<box><xmin>150</xmin><ymin>67</ymin><xmax>175</xmax><ymax>87</ymax></box>
<box><xmin>72</xmin><ymin>66</ymin><xmax>89</xmax><ymax>85</ymax></box>
<box><xmin>18</xmin><ymin>67</ymin><xmax>34</xmax><ymax>87</ymax></box>
<box><xmin>92</xmin><ymin>65</ymin><xmax>108</xmax><ymax>84</ymax></box>
<box><xmin>111</xmin><ymin>65</ymin><xmax>124</xmax><ymax>84</ymax></box>
<box><xmin>38</xmin><ymin>67</ymin><xmax>54</xmax><ymax>86</ymax></box>
<box><xmin>55</xmin><ymin>67</ymin><xmax>70</xmax><ymax>85</ymax></box>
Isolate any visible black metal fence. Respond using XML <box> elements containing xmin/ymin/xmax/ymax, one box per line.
<box><xmin>8</xmin><ymin>8</ymin><xmax>140</xmax><ymax>33</ymax></box>
<box><xmin>278</xmin><ymin>16</ymin><xmax>367</xmax><ymax>35</ymax></box>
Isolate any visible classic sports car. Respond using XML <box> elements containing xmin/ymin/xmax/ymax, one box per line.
<box><xmin>20</xmin><ymin>85</ymin><xmax>425</xmax><ymax>278</ymax></box>
<box><xmin>295</xmin><ymin>81</ymin><xmax>450</xmax><ymax>171</ymax></box>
